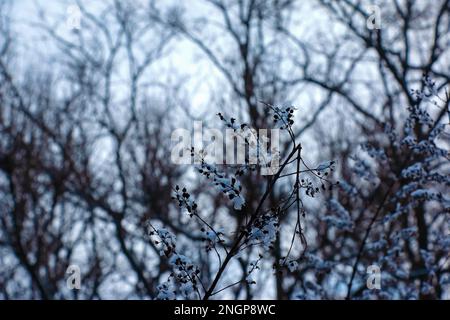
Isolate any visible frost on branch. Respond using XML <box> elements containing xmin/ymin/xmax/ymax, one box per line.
<box><xmin>245</xmin><ymin>258</ymin><xmax>262</xmax><ymax>285</ymax></box>
<box><xmin>147</xmin><ymin>225</ymin><xmax>177</xmax><ymax>257</ymax></box>
<box><xmin>148</xmin><ymin>224</ymin><xmax>201</xmax><ymax>299</ymax></box>
<box><xmin>172</xmin><ymin>185</ymin><xmax>198</xmax><ymax>217</ymax></box>
<box><xmin>401</xmin><ymin>163</ymin><xmax>425</xmax><ymax>180</ymax></box>
<box><xmin>245</xmin><ymin>213</ymin><xmax>279</xmax><ymax>251</ymax></box>
<box><xmin>201</xmin><ymin>227</ymin><xmax>225</xmax><ymax>251</ymax></box>
<box><xmin>191</xmin><ymin>148</ymin><xmax>246</xmax><ymax>210</ymax></box>
<box><xmin>156</xmin><ymin>279</ymin><xmax>176</xmax><ymax>300</ymax></box>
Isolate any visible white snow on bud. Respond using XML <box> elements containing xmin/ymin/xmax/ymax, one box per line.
<box><xmin>247</xmin><ymin>215</ymin><xmax>279</xmax><ymax>250</ymax></box>
<box><xmin>287</xmin><ymin>260</ymin><xmax>299</xmax><ymax>272</ymax></box>
<box><xmin>156</xmin><ymin>280</ymin><xmax>176</xmax><ymax>300</ymax></box>
<box><xmin>401</xmin><ymin>163</ymin><xmax>425</xmax><ymax>179</ymax></box>
<box><xmin>148</xmin><ymin>226</ymin><xmax>177</xmax><ymax>256</ymax></box>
